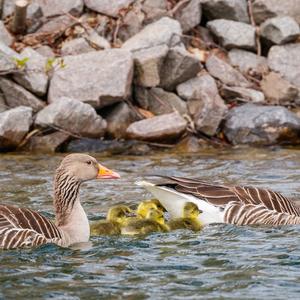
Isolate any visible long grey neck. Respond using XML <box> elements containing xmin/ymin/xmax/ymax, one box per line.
<box><xmin>54</xmin><ymin>168</ymin><xmax>81</xmax><ymax>227</ymax></box>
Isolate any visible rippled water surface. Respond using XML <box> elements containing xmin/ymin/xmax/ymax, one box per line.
<box><xmin>1</xmin><ymin>147</ymin><xmax>300</xmax><ymax>299</ymax></box>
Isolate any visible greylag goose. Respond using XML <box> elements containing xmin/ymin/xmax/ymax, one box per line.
<box><xmin>0</xmin><ymin>154</ymin><xmax>120</xmax><ymax>250</ymax></box>
<box><xmin>137</xmin><ymin>176</ymin><xmax>300</xmax><ymax>226</ymax></box>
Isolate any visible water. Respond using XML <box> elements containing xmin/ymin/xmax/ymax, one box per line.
<box><xmin>1</xmin><ymin>147</ymin><xmax>300</xmax><ymax>299</ymax></box>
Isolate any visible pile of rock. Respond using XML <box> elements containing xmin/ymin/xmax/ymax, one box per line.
<box><xmin>1</xmin><ymin>0</ymin><xmax>300</xmax><ymax>153</ymax></box>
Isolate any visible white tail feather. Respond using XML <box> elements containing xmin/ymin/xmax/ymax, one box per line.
<box><xmin>135</xmin><ymin>181</ymin><xmax>224</xmax><ymax>225</ymax></box>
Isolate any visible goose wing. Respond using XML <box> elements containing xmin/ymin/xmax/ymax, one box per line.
<box><xmin>160</xmin><ymin>176</ymin><xmax>300</xmax><ymax>217</ymax></box>
<box><xmin>0</xmin><ymin>205</ymin><xmax>62</xmax><ymax>249</ymax></box>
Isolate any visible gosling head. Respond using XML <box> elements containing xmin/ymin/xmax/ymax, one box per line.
<box><xmin>57</xmin><ymin>153</ymin><xmax>120</xmax><ymax>182</ymax></box>
<box><xmin>183</xmin><ymin>202</ymin><xmax>202</xmax><ymax>219</ymax></box>
<box><xmin>137</xmin><ymin>199</ymin><xmax>166</xmax><ymax>218</ymax></box>
<box><xmin>146</xmin><ymin>208</ymin><xmax>165</xmax><ymax>225</ymax></box>
<box><xmin>107</xmin><ymin>205</ymin><xmax>134</xmax><ymax>224</ymax></box>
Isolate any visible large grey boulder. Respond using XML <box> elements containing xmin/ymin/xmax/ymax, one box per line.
<box><xmin>206</xmin><ymin>55</ymin><xmax>251</xmax><ymax>87</ymax></box>
<box><xmin>268</xmin><ymin>44</ymin><xmax>300</xmax><ymax>88</ymax></box>
<box><xmin>160</xmin><ymin>47</ymin><xmax>202</xmax><ymax>91</ymax></box>
<box><xmin>201</xmin><ymin>0</ymin><xmax>249</xmax><ymax>23</ymax></box>
<box><xmin>133</xmin><ymin>45</ymin><xmax>168</xmax><ymax>87</ymax></box>
<box><xmin>260</xmin><ymin>72</ymin><xmax>299</xmax><ymax>105</ymax></box>
<box><xmin>0</xmin><ymin>78</ymin><xmax>45</xmax><ymax>112</ymax></box>
<box><xmin>260</xmin><ymin>16</ymin><xmax>300</xmax><ymax>45</ymax></box>
<box><xmin>61</xmin><ymin>38</ymin><xmax>95</xmax><ymax>56</ymax></box>
<box><xmin>142</xmin><ymin>0</ymin><xmax>168</xmax><ymax>24</ymax></box>
<box><xmin>207</xmin><ymin>19</ymin><xmax>256</xmax><ymax>51</ymax></box>
<box><xmin>174</xmin><ymin>0</ymin><xmax>202</xmax><ymax>32</ymax></box>
<box><xmin>84</xmin><ymin>0</ymin><xmax>134</xmax><ymax>17</ymax></box>
<box><xmin>13</xmin><ymin>47</ymin><xmax>48</xmax><ymax>96</ymax></box>
<box><xmin>48</xmin><ymin>49</ymin><xmax>133</xmax><ymax>108</ymax></box>
<box><xmin>35</xmin><ymin>98</ymin><xmax>106</xmax><ymax>138</ymax></box>
<box><xmin>135</xmin><ymin>87</ymin><xmax>187</xmax><ymax>115</ymax></box>
<box><xmin>228</xmin><ymin>49</ymin><xmax>268</xmax><ymax>75</ymax></box>
<box><xmin>224</xmin><ymin>104</ymin><xmax>300</xmax><ymax>145</ymax></box>
<box><xmin>34</xmin><ymin>0</ymin><xmax>83</xmax><ymax>17</ymax></box>
<box><xmin>0</xmin><ymin>21</ymin><xmax>13</xmax><ymax>46</ymax></box>
<box><xmin>220</xmin><ymin>86</ymin><xmax>265</xmax><ymax>103</ymax></box>
<box><xmin>37</xmin><ymin>15</ymin><xmax>75</xmax><ymax>33</ymax></box>
<box><xmin>0</xmin><ymin>106</ymin><xmax>32</xmax><ymax>151</ymax></box>
<box><xmin>0</xmin><ymin>42</ymin><xmax>19</xmax><ymax>75</ymax></box>
<box><xmin>106</xmin><ymin>102</ymin><xmax>139</xmax><ymax>139</ymax></box>
<box><xmin>177</xmin><ymin>73</ymin><xmax>227</xmax><ymax>136</ymax></box>
<box><xmin>126</xmin><ymin>112</ymin><xmax>187</xmax><ymax>141</ymax></box>
<box><xmin>122</xmin><ymin>17</ymin><xmax>182</xmax><ymax>51</ymax></box>
<box><xmin>252</xmin><ymin>0</ymin><xmax>300</xmax><ymax>25</ymax></box>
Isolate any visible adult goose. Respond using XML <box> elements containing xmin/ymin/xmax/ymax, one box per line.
<box><xmin>137</xmin><ymin>176</ymin><xmax>300</xmax><ymax>226</ymax></box>
<box><xmin>0</xmin><ymin>154</ymin><xmax>120</xmax><ymax>250</ymax></box>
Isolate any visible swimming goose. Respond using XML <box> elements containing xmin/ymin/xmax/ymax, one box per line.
<box><xmin>0</xmin><ymin>154</ymin><xmax>120</xmax><ymax>250</ymax></box>
<box><xmin>137</xmin><ymin>176</ymin><xmax>300</xmax><ymax>226</ymax></box>
<box><xmin>90</xmin><ymin>205</ymin><xmax>134</xmax><ymax>236</ymax></box>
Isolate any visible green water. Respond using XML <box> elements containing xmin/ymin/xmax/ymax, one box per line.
<box><xmin>1</xmin><ymin>147</ymin><xmax>300</xmax><ymax>299</ymax></box>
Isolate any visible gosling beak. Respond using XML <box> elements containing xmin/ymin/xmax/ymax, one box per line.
<box><xmin>97</xmin><ymin>164</ymin><xmax>120</xmax><ymax>179</ymax></box>
<box><xmin>126</xmin><ymin>211</ymin><xmax>137</xmax><ymax>217</ymax></box>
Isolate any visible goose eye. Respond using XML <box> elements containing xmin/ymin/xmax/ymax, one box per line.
<box><xmin>86</xmin><ymin>160</ymin><xmax>92</xmax><ymax>165</ymax></box>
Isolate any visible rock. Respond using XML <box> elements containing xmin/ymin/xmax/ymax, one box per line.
<box><xmin>23</xmin><ymin>131</ymin><xmax>70</xmax><ymax>153</ymax></box>
<box><xmin>260</xmin><ymin>72</ymin><xmax>299</xmax><ymax>105</ymax></box>
<box><xmin>207</xmin><ymin>19</ymin><xmax>256</xmax><ymax>51</ymax></box>
<box><xmin>0</xmin><ymin>42</ymin><xmax>19</xmax><ymax>75</ymax></box>
<box><xmin>48</xmin><ymin>49</ymin><xmax>133</xmax><ymax>108</ymax></box>
<box><xmin>0</xmin><ymin>21</ymin><xmax>13</xmax><ymax>46</ymax></box>
<box><xmin>106</xmin><ymin>102</ymin><xmax>139</xmax><ymax>139</ymax></box>
<box><xmin>224</xmin><ymin>104</ymin><xmax>300</xmax><ymax>145</ymax></box>
<box><xmin>13</xmin><ymin>47</ymin><xmax>48</xmax><ymax>96</ymax></box>
<box><xmin>252</xmin><ymin>0</ymin><xmax>300</xmax><ymax>25</ymax></box>
<box><xmin>201</xmin><ymin>0</ymin><xmax>250</xmax><ymax>23</ymax></box>
<box><xmin>174</xmin><ymin>135</ymin><xmax>209</xmax><ymax>153</ymax></box>
<box><xmin>177</xmin><ymin>73</ymin><xmax>227</xmax><ymax>136</ymax></box>
<box><xmin>260</xmin><ymin>16</ymin><xmax>300</xmax><ymax>45</ymax></box>
<box><xmin>34</xmin><ymin>0</ymin><xmax>83</xmax><ymax>17</ymax></box>
<box><xmin>35</xmin><ymin>98</ymin><xmax>106</xmax><ymax>138</ymax></box>
<box><xmin>84</xmin><ymin>0</ymin><xmax>134</xmax><ymax>17</ymax></box>
<box><xmin>142</xmin><ymin>0</ymin><xmax>168</xmax><ymax>24</ymax></box>
<box><xmin>268</xmin><ymin>44</ymin><xmax>300</xmax><ymax>88</ymax></box>
<box><xmin>220</xmin><ymin>86</ymin><xmax>265</xmax><ymax>103</ymax></box>
<box><xmin>0</xmin><ymin>94</ymin><xmax>6</xmax><ymax>113</ymax></box>
<box><xmin>126</xmin><ymin>112</ymin><xmax>187</xmax><ymax>141</ymax></box>
<box><xmin>228</xmin><ymin>49</ymin><xmax>268</xmax><ymax>75</ymax></box>
<box><xmin>0</xmin><ymin>106</ymin><xmax>32</xmax><ymax>151</ymax></box>
<box><xmin>35</xmin><ymin>45</ymin><xmax>55</xmax><ymax>58</ymax></box>
<box><xmin>135</xmin><ymin>87</ymin><xmax>187</xmax><ymax>115</ymax></box>
<box><xmin>0</xmin><ymin>78</ymin><xmax>45</xmax><ymax>112</ymax></box>
<box><xmin>133</xmin><ymin>45</ymin><xmax>168</xmax><ymax>87</ymax></box>
<box><xmin>37</xmin><ymin>15</ymin><xmax>75</xmax><ymax>33</ymax></box>
<box><xmin>206</xmin><ymin>55</ymin><xmax>251</xmax><ymax>87</ymax></box>
<box><xmin>160</xmin><ymin>46</ymin><xmax>202</xmax><ymax>91</ymax></box>
<box><xmin>88</xmin><ymin>32</ymin><xmax>111</xmax><ymax>49</ymax></box>
<box><xmin>174</xmin><ymin>0</ymin><xmax>202</xmax><ymax>32</ymax></box>
<box><xmin>122</xmin><ymin>17</ymin><xmax>182</xmax><ymax>52</ymax></box>
<box><xmin>61</xmin><ymin>38</ymin><xmax>95</xmax><ymax>56</ymax></box>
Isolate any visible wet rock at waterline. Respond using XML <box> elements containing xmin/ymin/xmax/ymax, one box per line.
<box><xmin>35</xmin><ymin>98</ymin><xmax>107</xmax><ymax>138</ymax></box>
<box><xmin>260</xmin><ymin>16</ymin><xmax>300</xmax><ymax>45</ymax></box>
<box><xmin>0</xmin><ymin>78</ymin><xmax>45</xmax><ymax>112</ymax></box>
<box><xmin>224</xmin><ymin>104</ymin><xmax>300</xmax><ymax>145</ymax></box>
<box><xmin>135</xmin><ymin>86</ymin><xmax>187</xmax><ymax>116</ymax></box>
<box><xmin>126</xmin><ymin>112</ymin><xmax>187</xmax><ymax>142</ymax></box>
<box><xmin>0</xmin><ymin>106</ymin><xmax>33</xmax><ymax>151</ymax></box>
<box><xmin>207</xmin><ymin>19</ymin><xmax>256</xmax><ymax>51</ymax></box>
<box><xmin>201</xmin><ymin>0</ymin><xmax>250</xmax><ymax>23</ymax></box>
<box><xmin>48</xmin><ymin>49</ymin><xmax>133</xmax><ymax>108</ymax></box>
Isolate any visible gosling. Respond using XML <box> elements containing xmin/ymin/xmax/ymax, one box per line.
<box><xmin>90</xmin><ymin>205</ymin><xmax>134</xmax><ymax>236</ymax></box>
<box><xmin>136</xmin><ymin>199</ymin><xmax>166</xmax><ymax>218</ymax></box>
<box><xmin>167</xmin><ymin>202</ymin><xmax>203</xmax><ymax>232</ymax></box>
<box><xmin>121</xmin><ymin>208</ymin><xmax>169</xmax><ymax>235</ymax></box>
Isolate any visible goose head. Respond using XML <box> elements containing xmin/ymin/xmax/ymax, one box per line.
<box><xmin>137</xmin><ymin>199</ymin><xmax>166</xmax><ymax>218</ymax></box>
<box><xmin>145</xmin><ymin>208</ymin><xmax>165</xmax><ymax>225</ymax></box>
<box><xmin>183</xmin><ymin>202</ymin><xmax>202</xmax><ymax>219</ymax></box>
<box><xmin>58</xmin><ymin>153</ymin><xmax>120</xmax><ymax>182</ymax></box>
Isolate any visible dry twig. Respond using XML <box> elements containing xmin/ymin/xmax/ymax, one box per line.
<box><xmin>247</xmin><ymin>0</ymin><xmax>261</xmax><ymax>56</ymax></box>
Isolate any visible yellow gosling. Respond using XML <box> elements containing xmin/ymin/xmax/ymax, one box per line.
<box><xmin>90</xmin><ymin>205</ymin><xmax>134</xmax><ymax>236</ymax></box>
<box><xmin>167</xmin><ymin>202</ymin><xmax>203</xmax><ymax>232</ymax></box>
<box><xmin>121</xmin><ymin>208</ymin><xmax>169</xmax><ymax>235</ymax></box>
<box><xmin>136</xmin><ymin>199</ymin><xmax>166</xmax><ymax>218</ymax></box>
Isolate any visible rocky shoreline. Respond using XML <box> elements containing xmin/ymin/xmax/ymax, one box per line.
<box><xmin>1</xmin><ymin>0</ymin><xmax>300</xmax><ymax>154</ymax></box>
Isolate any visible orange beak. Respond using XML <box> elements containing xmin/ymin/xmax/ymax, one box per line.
<box><xmin>97</xmin><ymin>164</ymin><xmax>120</xmax><ymax>179</ymax></box>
